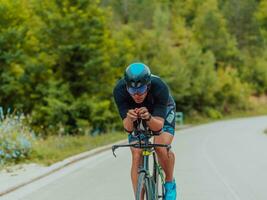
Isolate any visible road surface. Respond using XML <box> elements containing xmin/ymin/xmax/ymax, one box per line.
<box><xmin>2</xmin><ymin>116</ymin><xmax>267</xmax><ymax>200</ymax></box>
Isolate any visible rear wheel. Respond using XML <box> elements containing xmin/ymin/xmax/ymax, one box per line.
<box><xmin>136</xmin><ymin>172</ymin><xmax>152</xmax><ymax>200</ymax></box>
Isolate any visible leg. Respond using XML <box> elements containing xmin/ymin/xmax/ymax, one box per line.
<box><xmin>154</xmin><ymin>132</ymin><xmax>175</xmax><ymax>182</ymax></box>
<box><xmin>130</xmin><ymin>146</ymin><xmax>142</xmax><ymax>195</ymax></box>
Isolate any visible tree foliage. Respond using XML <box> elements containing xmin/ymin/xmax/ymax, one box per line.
<box><xmin>0</xmin><ymin>0</ymin><xmax>266</xmax><ymax>135</ymax></box>
<box><xmin>192</xmin><ymin>0</ymin><xmax>239</xmax><ymax>64</ymax></box>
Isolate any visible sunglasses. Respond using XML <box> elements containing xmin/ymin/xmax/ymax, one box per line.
<box><xmin>127</xmin><ymin>85</ymin><xmax>148</xmax><ymax>95</ymax></box>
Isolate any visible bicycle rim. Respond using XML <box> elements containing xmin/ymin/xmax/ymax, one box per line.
<box><xmin>153</xmin><ymin>162</ymin><xmax>159</xmax><ymax>199</ymax></box>
<box><xmin>136</xmin><ymin>172</ymin><xmax>152</xmax><ymax>200</ymax></box>
<box><xmin>153</xmin><ymin>154</ymin><xmax>165</xmax><ymax>199</ymax></box>
<box><xmin>153</xmin><ymin>164</ymin><xmax>165</xmax><ymax>199</ymax></box>
<box><xmin>158</xmin><ymin>168</ymin><xmax>165</xmax><ymax>199</ymax></box>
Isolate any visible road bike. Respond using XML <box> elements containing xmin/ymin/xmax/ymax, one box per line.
<box><xmin>112</xmin><ymin>120</ymin><xmax>171</xmax><ymax>200</ymax></box>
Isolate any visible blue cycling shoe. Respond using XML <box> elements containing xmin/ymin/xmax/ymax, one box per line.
<box><xmin>164</xmin><ymin>179</ymin><xmax>177</xmax><ymax>200</ymax></box>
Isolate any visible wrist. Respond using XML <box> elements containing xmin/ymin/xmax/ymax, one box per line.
<box><xmin>145</xmin><ymin>114</ymin><xmax>152</xmax><ymax>122</ymax></box>
<box><xmin>127</xmin><ymin>116</ymin><xmax>136</xmax><ymax>123</ymax></box>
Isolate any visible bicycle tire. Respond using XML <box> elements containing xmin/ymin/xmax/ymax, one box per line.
<box><xmin>153</xmin><ymin>156</ymin><xmax>165</xmax><ymax>199</ymax></box>
<box><xmin>136</xmin><ymin>172</ymin><xmax>152</xmax><ymax>200</ymax></box>
<box><xmin>157</xmin><ymin>170</ymin><xmax>165</xmax><ymax>199</ymax></box>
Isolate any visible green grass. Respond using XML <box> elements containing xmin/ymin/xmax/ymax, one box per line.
<box><xmin>3</xmin><ymin>97</ymin><xmax>267</xmax><ymax>168</ymax></box>
<box><xmin>27</xmin><ymin>132</ymin><xmax>126</xmax><ymax>166</ymax></box>
<box><xmin>185</xmin><ymin>103</ymin><xmax>267</xmax><ymax>126</ymax></box>
<box><xmin>18</xmin><ymin>103</ymin><xmax>267</xmax><ymax>166</ymax></box>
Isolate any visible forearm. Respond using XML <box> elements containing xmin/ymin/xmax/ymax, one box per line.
<box><xmin>146</xmin><ymin>116</ymin><xmax>164</xmax><ymax>132</ymax></box>
<box><xmin>123</xmin><ymin>117</ymin><xmax>134</xmax><ymax>132</ymax></box>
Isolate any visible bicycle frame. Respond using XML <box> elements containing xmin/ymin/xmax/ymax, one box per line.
<box><xmin>112</xmin><ymin>125</ymin><xmax>171</xmax><ymax>199</ymax></box>
<box><xmin>112</xmin><ymin>128</ymin><xmax>171</xmax><ymax>157</ymax></box>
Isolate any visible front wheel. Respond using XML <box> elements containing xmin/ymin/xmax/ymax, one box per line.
<box><xmin>153</xmin><ymin>158</ymin><xmax>165</xmax><ymax>199</ymax></box>
<box><xmin>136</xmin><ymin>172</ymin><xmax>152</xmax><ymax>200</ymax></box>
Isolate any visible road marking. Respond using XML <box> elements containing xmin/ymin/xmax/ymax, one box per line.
<box><xmin>202</xmin><ymin>133</ymin><xmax>241</xmax><ymax>200</ymax></box>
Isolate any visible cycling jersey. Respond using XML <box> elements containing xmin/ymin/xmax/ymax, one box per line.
<box><xmin>113</xmin><ymin>75</ymin><xmax>176</xmax><ymax>142</ymax></box>
<box><xmin>113</xmin><ymin>75</ymin><xmax>175</xmax><ymax>119</ymax></box>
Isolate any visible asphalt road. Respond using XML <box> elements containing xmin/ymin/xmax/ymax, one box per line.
<box><xmin>2</xmin><ymin>116</ymin><xmax>267</xmax><ymax>200</ymax></box>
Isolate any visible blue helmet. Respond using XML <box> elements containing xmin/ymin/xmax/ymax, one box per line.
<box><xmin>124</xmin><ymin>63</ymin><xmax>151</xmax><ymax>88</ymax></box>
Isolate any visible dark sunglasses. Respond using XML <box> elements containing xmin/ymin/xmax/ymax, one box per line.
<box><xmin>127</xmin><ymin>85</ymin><xmax>148</xmax><ymax>95</ymax></box>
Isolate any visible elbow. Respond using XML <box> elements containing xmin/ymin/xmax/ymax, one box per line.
<box><xmin>159</xmin><ymin>121</ymin><xmax>164</xmax><ymax>129</ymax></box>
<box><xmin>155</xmin><ymin>116</ymin><xmax>164</xmax><ymax>128</ymax></box>
<box><xmin>149</xmin><ymin>116</ymin><xmax>164</xmax><ymax>132</ymax></box>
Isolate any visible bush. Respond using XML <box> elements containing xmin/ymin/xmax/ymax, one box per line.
<box><xmin>244</xmin><ymin>54</ymin><xmax>267</xmax><ymax>94</ymax></box>
<box><xmin>30</xmin><ymin>92</ymin><xmax>120</xmax><ymax>136</ymax></box>
<box><xmin>203</xmin><ymin>107</ymin><xmax>223</xmax><ymax>119</ymax></box>
<box><xmin>0</xmin><ymin>113</ymin><xmax>35</xmax><ymax>165</ymax></box>
<box><xmin>214</xmin><ymin>67</ymin><xmax>252</xmax><ymax>113</ymax></box>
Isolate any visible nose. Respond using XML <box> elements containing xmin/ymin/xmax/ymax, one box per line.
<box><xmin>133</xmin><ymin>93</ymin><xmax>142</xmax><ymax>97</ymax></box>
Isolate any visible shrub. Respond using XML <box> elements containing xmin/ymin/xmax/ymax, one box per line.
<box><xmin>214</xmin><ymin>67</ymin><xmax>252</xmax><ymax>113</ymax></box>
<box><xmin>203</xmin><ymin>107</ymin><xmax>223</xmax><ymax>119</ymax></box>
<box><xmin>0</xmin><ymin>113</ymin><xmax>35</xmax><ymax>165</ymax></box>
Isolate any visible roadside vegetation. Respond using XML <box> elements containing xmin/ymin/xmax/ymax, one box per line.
<box><xmin>1</xmin><ymin>0</ymin><xmax>267</xmax><ymax>168</ymax></box>
<box><xmin>30</xmin><ymin>132</ymin><xmax>125</xmax><ymax>166</ymax></box>
<box><xmin>0</xmin><ymin>112</ymin><xmax>125</xmax><ymax>168</ymax></box>
<box><xmin>185</xmin><ymin>95</ymin><xmax>267</xmax><ymax>124</ymax></box>
<box><xmin>0</xmin><ymin>114</ymin><xmax>34</xmax><ymax>165</ymax></box>
<box><xmin>2</xmin><ymin>98</ymin><xmax>267</xmax><ymax>168</ymax></box>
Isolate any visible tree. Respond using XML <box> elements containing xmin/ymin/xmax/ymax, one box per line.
<box><xmin>25</xmin><ymin>0</ymin><xmax>118</xmax><ymax>134</ymax></box>
<box><xmin>255</xmin><ymin>0</ymin><xmax>267</xmax><ymax>45</ymax></box>
<box><xmin>109</xmin><ymin>0</ymin><xmax>158</xmax><ymax>28</ymax></box>
<box><xmin>0</xmin><ymin>0</ymin><xmax>29</xmax><ymax>109</ymax></box>
<box><xmin>241</xmin><ymin>50</ymin><xmax>267</xmax><ymax>94</ymax></box>
<box><xmin>32</xmin><ymin>0</ymin><xmax>116</xmax><ymax>97</ymax></box>
<box><xmin>192</xmin><ymin>0</ymin><xmax>239</xmax><ymax>65</ymax></box>
<box><xmin>169</xmin><ymin>0</ymin><xmax>203</xmax><ymax>27</ymax></box>
<box><xmin>222</xmin><ymin>0</ymin><xmax>263</xmax><ymax>52</ymax></box>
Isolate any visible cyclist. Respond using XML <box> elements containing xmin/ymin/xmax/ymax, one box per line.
<box><xmin>113</xmin><ymin>62</ymin><xmax>177</xmax><ymax>200</ymax></box>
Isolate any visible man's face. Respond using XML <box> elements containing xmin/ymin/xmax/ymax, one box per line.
<box><xmin>127</xmin><ymin>84</ymin><xmax>148</xmax><ymax>104</ymax></box>
<box><xmin>131</xmin><ymin>92</ymin><xmax>148</xmax><ymax>104</ymax></box>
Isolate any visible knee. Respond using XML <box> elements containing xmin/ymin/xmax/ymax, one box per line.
<box><xmin>155</xmin><ymin>147</ymin><xmax>167</xmax><ymax>157</ymax></box>
<box><xmin>131</xmin><ymin>148</ymin><xmax>142</xmax><ymax>164</ymax></box>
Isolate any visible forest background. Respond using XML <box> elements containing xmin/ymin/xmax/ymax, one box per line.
<box><xmin>1</xmin><ymin>0</ymin><xmax>267</xmax><ymax>138</ymax></box>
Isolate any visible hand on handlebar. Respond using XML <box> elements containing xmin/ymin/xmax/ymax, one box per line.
<box><xmin>135</xmin><ymin>107</ymin><xmax>151</xmax><ymax>121</ymax></box>
<box><xmin>126</xmin><ymin>109</ymin><xmax>138</xmax><ymax>122</ymax></box>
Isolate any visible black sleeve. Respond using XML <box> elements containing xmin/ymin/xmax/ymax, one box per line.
<box><xmin>152</xmin><ymin>83</ymin><xmax>169</xmax><ymax>119</ymax></box>
<box><xmin>113</xmin><ymin>84</ymin><xmax>129</xmax><ymax>120</ymax></box>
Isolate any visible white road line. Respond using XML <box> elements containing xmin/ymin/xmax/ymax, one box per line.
<box><xmin>202</xmin><ymin>133</ymin><xmax>241</xmax><ymax>200</ymax></box>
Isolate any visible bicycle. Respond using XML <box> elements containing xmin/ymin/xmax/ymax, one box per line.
<box><xmin>112</xmin><ymin>119</ymin><xmax>171</xmax><ymax>200</ymax></box>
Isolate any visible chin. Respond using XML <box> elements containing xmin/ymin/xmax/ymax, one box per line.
<box><xmin>132</xmin><ymin>93</ymin><xmax>147</xmax><ymax>104</ymax></box>
<box><xmin>135</xmin><ymin>99</ymin><xmax>144</xmax><ymax>104</ymax></box>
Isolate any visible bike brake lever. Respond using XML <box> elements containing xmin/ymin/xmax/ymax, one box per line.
<box><xmin>112</xmin><ymin>146</ymin><xmax>118</xmax><ymax>157</ymax></box>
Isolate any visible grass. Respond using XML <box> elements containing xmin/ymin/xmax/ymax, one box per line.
<box><xmin>16</xmin><ymin>104</ymin><xmax>267</xmax><ymax>166</ymax></box>
<box><xmin>185</xmin><ymin>99</ymin><xmax>267</xmax><ymax>126</ymax></box>
<box><xmin>186</xmin><ymin>109</ymin><xmax>267</xmax><ymax>126</ymax></box>
<box><xmin>32</xmin><ymin>101</ymin><xmax>267</xmax><ymax>166</ymax></box>
<box><xmin>26</xmin><ymin>132</ymin><xmax>126</xmax><ymax>166</ymax></box>
<box><xmin>2</xmin><ymin>96</ymin><xmax>267</xmax><ymax>168</ymax></box>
